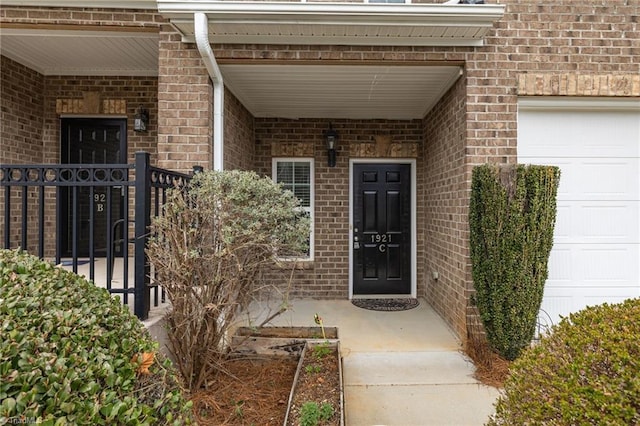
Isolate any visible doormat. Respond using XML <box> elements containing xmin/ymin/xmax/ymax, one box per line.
<box><xmin>351</xmin><ymin>298</ymin><xmax>420</xmax><ymax>312</ymax></box>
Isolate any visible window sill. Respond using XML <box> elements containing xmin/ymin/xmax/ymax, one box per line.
<box><xmin>274</xmin><ymin>259</ymin><xmax>315</xmax><ymax>270</ymax></box>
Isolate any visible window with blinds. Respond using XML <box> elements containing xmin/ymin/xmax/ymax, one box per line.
<box><xmin>273</xmin><ymin>158</ymin><xmax>314</xmax><ymax>259</ymax></box>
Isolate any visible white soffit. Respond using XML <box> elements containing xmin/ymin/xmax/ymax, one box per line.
<box><xmin>219</xmin><ymin>63</ymin><xmax>463</xmax><ymax>119</ymax></box>
<box><xmin>158</xmin><ymin>2</ymin><xmax>505</xmax><ymax>47</ymax></box>
<box><xmin>0</xmin><ymin>27</ymin><xmax>159</xmax><ymax>76</ymax></box>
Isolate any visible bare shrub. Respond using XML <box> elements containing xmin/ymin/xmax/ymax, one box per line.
<box><xmin>147</xmin><ymin>170</ymin><xmax>310</xmax><ymax>390</ymax></box>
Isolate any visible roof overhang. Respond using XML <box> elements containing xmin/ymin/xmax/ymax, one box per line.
<box><xmin>158</xmin><ymin>1</ymin><xmax>505</xmax><ymax>47</ymax></box>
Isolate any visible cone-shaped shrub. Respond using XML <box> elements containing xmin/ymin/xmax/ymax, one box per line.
<box><xmin>487</xmin><ymin>298</ymin><xmax>640</xmax><ymax>425</ymax></box>
<box><xmin>469</xmin><ymin>164</ymin><xmax>560</xmax><ymax>360</ymax></box>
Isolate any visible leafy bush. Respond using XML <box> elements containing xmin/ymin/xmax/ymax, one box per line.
<box><xmin>0</xmin><ymin>249</ymin><xmax>193</xmax><ymax>425</ymax></box>
<box><xmin>488</xmin><ymin>298</ymin><xmax>640</xmax><ymax>425</ymax></box>
<box><xmin>147</xmin><ymin>169</ymin><xmax>310</xmax><ymax>390</ymax></box>
<box><xmin>299</xmin><ymin>401</ymin><xmax>334</xmax><ymax>426</ymax></box>
<box><xmin>469</xmin><ymin>164</ymin><xmax>560</xmax><ymax>360</ymax></box>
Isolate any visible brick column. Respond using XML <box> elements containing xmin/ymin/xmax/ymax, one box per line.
<box><xmin>158</xmin><ymin>25</ymin><xmax>213</xmax><ymax>173</ymax></box>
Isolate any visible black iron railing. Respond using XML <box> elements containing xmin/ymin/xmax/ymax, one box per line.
<box><xmin>0</xmin><ymin>152</ymin><xmax>197</xmax><ymax>320</ymax></box>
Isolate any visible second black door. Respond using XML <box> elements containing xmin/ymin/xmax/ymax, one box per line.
<box><xmin>60</xmin><ymin>118</ymin><xmax>126</xmax><ymax>256</ymax></box>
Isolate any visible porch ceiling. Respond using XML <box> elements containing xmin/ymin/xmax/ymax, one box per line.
<box><xmin>219</xmin><ymin>63</ymin><xmax>463</xmax><ymax>119</ymax></box>
<box><xmin>0</xmin><ymin>27</ymin><xmax>159</xmax><ymax>76</ymax></box>
<box><xmin>0</xmin><ymin>0</ymin><xmax>500</xmax><ymax>119</ymax></box>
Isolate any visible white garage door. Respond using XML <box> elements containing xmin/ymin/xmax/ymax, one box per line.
<box><xmin>518</xmin><ymin>98</ymin><xmax>640</xmax><ymax>324</ymax></box>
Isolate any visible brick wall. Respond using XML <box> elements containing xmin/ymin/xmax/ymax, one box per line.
<box><xmin>254</xmin><ymin>118</ymin><xmax>423</xmax><ymax>298</ymax></box>
<box><xmin>218</xmin><ymin>0</ymin><xmax>638</xmax><ymax>338</ymax></box>
<box><xmin>224</xmin><ymin>88</ymin><xmax>255</xmax><ymax>171</ymax></box>
<box><xmin>0</xmin><ymin>6</ymin><xmax>161</xmax><ymax>27</ymax></box>
<box><xmin>0</xmin><ymin>56</ymin><xmax>44</xmax><ymax>164</ymax></box>
<box><xmin>157</xmin><ymin>26</ymin><xmax>212</xmax><ymax>173</ymax></box>
<box><xmin>1</xmin><ymin>71</ymin><xmax>159</xmax><ymax>256</ymax></box>
<box><xmin>1</xmin><ymin>6</ymin><xmax>162</xmax><ymax>165</ymax></box>
<box><xmin>422</xmin><ymin>74</ymin><xmax>469</xmax><ymax>339</ymax></box>
<box><xmin>0</xmin><ymin>56</ymin><xmax>45</xmax><ymax>253</ymax></box>
<box><xmin>41</xmin><ymin>76</ymin><xmax>159</xmax><ymax>164</ymax></box>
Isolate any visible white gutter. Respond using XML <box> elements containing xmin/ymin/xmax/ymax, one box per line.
<box><xmin>194</xmin><ymin>12</ymin><xmax>224</xmax><ymax>171</ymax></box>
<box><xmin>158</xmin><ymin>2</ymin><xmax>505</xmax><ymax>22</ymax></box>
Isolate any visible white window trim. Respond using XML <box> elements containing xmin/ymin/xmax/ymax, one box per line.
<box><xmin>272</xmin><ymin>158</ymin><xmax>315</xmax><ymax>261</ymax></box>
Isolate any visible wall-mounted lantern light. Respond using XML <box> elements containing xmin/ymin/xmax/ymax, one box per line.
<box><xmin>134</xmin><ymin>106</ymin><xmax>149</xmax><ymax>132</ymax></box>
<box><xmin>325</xmin><ymin>123</ymin><xmax>339</xmax><ymax>167</ymax></box>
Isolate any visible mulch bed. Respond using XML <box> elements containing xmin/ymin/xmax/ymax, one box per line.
<box><xmin>189</xmin><ymin>346</ymin><xmax>342</xmax><ymax>426</ymax></box>
<box><xmin>191</xmin><ymin>357</ymin><xmax>298</xmax><ymax>425</ymax></box>
<box><xmin>464</xmin><ymin>334</ymin><xmax>511</xmax><ymax>388</ymax></box>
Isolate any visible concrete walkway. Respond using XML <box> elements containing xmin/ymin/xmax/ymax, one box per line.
<box><xmin>259</xmin><ymin>298</ymin><xmax>500</xmax><ymax>426</ymax></box>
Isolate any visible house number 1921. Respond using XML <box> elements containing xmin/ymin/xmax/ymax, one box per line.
<box><xmin>370</xmin><ymin>234</ymin><xmax>392</xmax><ymax>243</ymax></box>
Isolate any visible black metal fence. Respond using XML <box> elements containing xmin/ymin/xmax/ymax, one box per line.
<box><xmin>0</xmin><ymin>152</ymin><xmax>196</xmax><ymax>320</ymax></box>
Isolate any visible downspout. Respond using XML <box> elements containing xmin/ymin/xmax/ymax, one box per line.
<box><xmin>194</xmin><ymin>12</ymin><xmax>224</xmax><ymax>171</ymax></box>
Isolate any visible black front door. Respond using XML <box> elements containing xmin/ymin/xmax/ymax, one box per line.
<box><xmin>60</xmin><ymin>118</ymin><xmax>126</xmax><ymax>256</ymax></box>
<box><xmin>353</xmin><ymin>163</ymin><xmax>411</xmax><ymax>295</ymax></box>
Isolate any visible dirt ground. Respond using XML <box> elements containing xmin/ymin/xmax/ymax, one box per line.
<box><xmin>190</xmin><ymin>346</ymin><xmax>341</xmax><ymax>426</ymax></box>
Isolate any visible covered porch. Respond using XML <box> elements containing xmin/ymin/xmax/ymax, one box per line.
<box><xmin>1</xmin><ymin>0</ymin><xmax>505</xmax><ymax>341</ymax></box>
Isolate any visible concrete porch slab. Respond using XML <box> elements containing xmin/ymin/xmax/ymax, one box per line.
<box><xmin>250</xmin><ymin>298</ymin><xmax>501</xmax><ymax>426</ymax></box>
<box><xmin>343</xmin><ymin>351</ymin><xmax>478</xmax><ymax>386</ymax></box>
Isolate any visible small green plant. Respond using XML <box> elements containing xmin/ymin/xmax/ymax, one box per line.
<box><xmin>312</xmin><ymin>342</ymin><xmax>332</xmax><ymax>360</ymax></box>
<box><xmin>232</xmin><ymin>400</ymin><xmax>244</xmax><ymax>418</ymax></box>
<box><xmin>487</xmin><ymin>298</ymin><xmax>640</xmax><ymax>425</ymax></box>
<box><xmin>299</xmin><ymin>401</ymin><xmax>334</xmax><ymax>426</ymax></box>
<box><xmin>305</xmin><ymin>364</ymin><xmax>322</xmax><ymax>374</ymax></box>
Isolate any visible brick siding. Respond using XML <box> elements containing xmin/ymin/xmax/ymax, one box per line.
<box><xmin>157</xmin><ymin>25</ymin><xmax>213</xmax><ymax>173</ymax></box>
<box><xmin>422</xmin><ymin>74</ymin><xmax>470</xmax><ymax>338</ymax></box>
<box><xmin>254</xmin><ymin>118</ymin><xmax>423</xmax><ymax>298</ymax></box>
<box><xmin>224</xmin><ymin>88</ymin><xmax>255</xmax><ymax>171</ymax></box>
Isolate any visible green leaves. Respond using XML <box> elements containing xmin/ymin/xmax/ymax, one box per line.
<box><xmin>470</xmin><ymin>164</ymin><xmax>560</xmax><ymax>360</ymax></box>
<box><xmin>0</xmin><ymin>249</ymin><xmax>193</xmax><ymax>424</ymax></box>
<box><xmin>488</xmin><ymin>299</ymin><xmax>640</xmax><ymax>425</ymax></box>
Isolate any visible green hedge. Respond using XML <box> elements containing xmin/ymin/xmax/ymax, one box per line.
<box><xmin>470</xmin><ymin>164</ymin><xmax>560</xmax><ymax>360</ymax></box>
<box><xmin>488</xmin><ymin>298</ymin><xmax>640</xmax><ymax>425</ymax></box>
<box><xmin>0</xmin><ymin>249</ymin><xmax>193</xmax><ymax>425</ymax></box>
